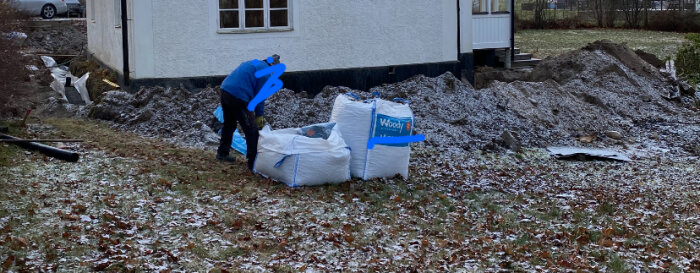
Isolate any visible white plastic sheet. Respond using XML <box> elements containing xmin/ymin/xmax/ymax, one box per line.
<box><xmin>42</xmin><ymin>55</ymin><xmax>83</xmax><ymax>102</ymax></box>
<box><xmin>74</xmin><ymin>72</ymin><xmax>92</xmax><ymax>104</ymax></box>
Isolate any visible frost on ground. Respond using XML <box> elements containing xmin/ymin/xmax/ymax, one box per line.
<box><xmin>0</xmin><ymin>122</ymin><xmax>698</xmax><ymax>272</ymax></box>
<box><xmin>4</xmin><ymin>41</ymin><xmax>698</xmax><ymax>271</ymax></box>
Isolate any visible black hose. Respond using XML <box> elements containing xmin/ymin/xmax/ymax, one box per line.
<box><xmin>0</xmin><ymin>133</ymin><xmax>80</xmax><ymax>162</ymax></box>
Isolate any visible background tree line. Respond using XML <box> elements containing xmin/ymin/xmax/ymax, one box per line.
<box><xmin>518</xmin><ymin>0</ymin><xmax>700</xmax><ymax>31</ymax></box>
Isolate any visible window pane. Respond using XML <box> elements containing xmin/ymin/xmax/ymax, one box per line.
<box><xmin>220</xmin><ymin>11</ymin><xmax>239</xmax><ymax>28</ymax></box>
<box><xmin>244</xmin><ymin>0</ymin><xmax>263</xmax><ymax>9</ymax></box>
<box><xmin>472</xmin><ymin>0</ymin><xmax>482</xmax><ymax>13</ymax></box>
<box><xmin>493</xmin><ymin>0</ymin><xmax>508</xmax><ymax>12</ymax></box>
<box><xmin>245</xmin><ymin>10</ymin><xmax>264</xmax><ymax>27</ymax></box>
<box><xmin>219</xmin><ymin>0</ymin><xmax>238</xmax><ymax>9</ymax></box>
<box><xmin>270</xmin><ymin>0</ymin><xmax>287</xmax><ymax>8</ymax></box>
<box><xmin>270</xmin><ymin>9</ymin><xmax>288</xmax><ymax>27</ymax></box>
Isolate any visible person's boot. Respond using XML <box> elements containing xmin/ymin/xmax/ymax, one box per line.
<box><xmin>216</xmin><ymin>154</ymin><xmax>237</xmax><ymax>163</ymax></box>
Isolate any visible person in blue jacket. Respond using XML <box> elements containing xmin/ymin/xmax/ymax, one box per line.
<box><xmin>217</xmin><ymin>55</ymin><xmax>280</xmax><ymax>171</ymax></box>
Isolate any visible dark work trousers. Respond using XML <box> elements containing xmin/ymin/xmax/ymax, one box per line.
<box><xmin>217</xmin><ymin>91</ymin><xmax>259</xmax><ymax>171</ymax></box>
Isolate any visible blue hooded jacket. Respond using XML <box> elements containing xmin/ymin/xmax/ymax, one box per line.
<box><xmin>220</xmin><ymin>60</ymin><xmax>270</xmax><ymax>116</ymax></box>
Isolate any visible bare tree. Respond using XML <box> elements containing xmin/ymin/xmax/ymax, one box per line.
<box><xmin>533</xmin><ymin>0</ymin><xmax>550</xmax><ymax>28</ymax></box>
<box><xmin>603</xmin><ymin>0</ymin><xmax>620</xmax><ymax>27</ymax></box>
<box><xmin>622</xmin><ymin>0</ymin><xmax>644</xmax><ymax>27</ymax></box>
<box><xmin>587</xmin><ymin>0</ymin><xmax>605</xmax><ymax>26</ymax></box>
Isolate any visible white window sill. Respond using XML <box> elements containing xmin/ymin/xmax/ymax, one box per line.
<box><xmin>217</xmin><ymin>27</ymin><xmax>293</xmax><ymax>34</ymax></box>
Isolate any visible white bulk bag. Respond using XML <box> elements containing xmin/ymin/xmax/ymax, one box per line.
<box><xmin>253</xmin><ymin>123</ymin><xmax>351</xmax><ymax>187</ymax></box>
<box><xmin>330</xmin><ymin>94</ymin><xmax>414</xmax><ymax>180</ymax></box>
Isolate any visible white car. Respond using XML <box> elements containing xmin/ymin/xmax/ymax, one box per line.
<box><xmin>6</xmin><ymin>0</ymin><xmax>69</xmax><ymax>19</ymax></box>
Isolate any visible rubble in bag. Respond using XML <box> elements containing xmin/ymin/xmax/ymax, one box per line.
<box><xmin>90</xmin><ymin>86</ymin><xmax>222</xmax><ymax>149</ymax></box>
<box><xmin>254</xmin><ymin>123</ymin><xmax>351</xmax><ymax>187</ymax></box>
<box><xmin>300</xmin><ymin>122</ymin><xmax>335</xmax><ymax>139</ymax></box>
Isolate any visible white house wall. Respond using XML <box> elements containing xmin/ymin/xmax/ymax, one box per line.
<box><xmin>137</xmin><ymin>0</ymin><xmax>459</xmax><ymax>79</ymax></box>
<box><xmin>86</xmin><ymin>0</ymin><xmax>123</xmax><ymax>74</ymax></box>
<box><xmin>129</xmin><ymin>0</ymin><xmax>155</xmax><ymax>79</ymax></box>
<box><xmin>459</xmin><ymin>0</ymin><xmax>473</xmax><ymax>54</ymax></box>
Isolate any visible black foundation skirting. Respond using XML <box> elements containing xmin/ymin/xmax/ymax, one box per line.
<box><xmin>125</xmin><ymin>54</ymin><xmax>475</xmax><ymax>96</ymax></box>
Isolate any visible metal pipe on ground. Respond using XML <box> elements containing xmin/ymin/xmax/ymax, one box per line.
<box><xmin>0</xmin><ymin>133</ymin><xmax>80</xmax><ymax>162</ymax></box>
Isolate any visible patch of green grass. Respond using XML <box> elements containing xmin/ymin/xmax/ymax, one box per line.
<box><xmin>516</xmin><ymin>29</ymin><xmax>685</xmax><ymax>59</ymax></box>
<box><xmin>608</xmin><ymin>253</ymin><xmax>628</xmax><ymax>273</ymax></box>
<box><xmin>514</xmin><ymin>234</ymin><xmax>531</xmax><ymax>246</ymax></box>
<box><xmin>43</xmin><ymin>118</ymin><xmax>255</xmax><ymax>191</ymax></box>
<box><xmin>67</xmin><ymin>244</ymin><xmax>91</xmax><ymax>258</ymax></box>
<box><xmin>672</xmin><ymin>238</ymin><xmax>690</xmax><ymax>251</ymax></box>
<box><xmin>480</xmin><ymin>197</ymin><xmax>502</xmax><ymax>213</ymax></box>
<box><xmin>0</xmin><ymin>122</ymin><xmax>28</xmax><ymax>167</ymax></box>
<box><xmin>272</xmin><ymin>265</ymin><xmax>295</xmax><ymax>273</ymax></box>
<box><xmin>547</xmin><ymin>207</ymin><xmax>562</xmax><ymax>219</ymax></box>
<box><xmin>597</xmin><ymin>202</ymin><xmax>616</xmax><ymax>215</ymax></box>
<box><xmin>589</xmin><ymin>230</ymin><xmax>603</xmax><ymax>243</ymax></box>
<box><xmin>191</xmin><ymin>245</ymin><xmax>211</xmax><ymax>259</ymax></box>
<box><xmin>572</xmin><ymin>210</ymin><xmax>587</xmax><ymax>223</ymax></box>
<box><xmin>218</xmin><ymin>247</ymin><xmax>245</xmax><ymax>260</ymax></box>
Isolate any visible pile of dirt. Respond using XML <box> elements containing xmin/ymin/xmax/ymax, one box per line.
<box><xmin>23</xmin><ymin>25</ymin><xmax>86</xmax><ymax>54</ymax></box>
<box><xmin>1</xmin><ymin>53</ymin><xmax>60</xmax><ymax>118</ymax></box>
<box><xmin>473</xmin><ymin>66</ymin><xmax>531</xmax><ymax>89</ymax></box>
<box><xmin>89</xmin><ymin>40</ymin><xmax>696</xmax><ymax>156</ymax></box>
<box><xmin>267</xmin><ymin>40</ymin><xmax>694</xmax><ymax>153</ymax></box>
<box><xmin>89</xmin><ymin>86</ymin><xmax>222</xmax><ymax>149</ymax></box>
<box><xmin>508</xmin><ymin>40</ymin><xmax>686</xmax><ymax>132</ymax></box>
<box><xmin>635</xmin><ymin>49</ymin><xmax>665</xmax><ymax>68</ymax></box>
<box><xmin>266</xmin><ymin>73</ymin><xmax>531</xmax><ymax>153</ymax></box>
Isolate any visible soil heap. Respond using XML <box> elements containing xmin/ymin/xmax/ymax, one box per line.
<box><xmin>24</xmin><ymin>24</ymin><xmax>86</xmax><ymax>54</ymax></box>
<box><xmin>89</xmin><ymin>87</ymin><xmax>222</xmax><ymax>149</ymax></box>
<box><xmin>89</xmin><ymin>41</ymin><xmax>697</xmax><ymax>156</ymax></box>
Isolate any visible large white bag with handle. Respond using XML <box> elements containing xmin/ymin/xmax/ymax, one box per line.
<box><xmin>253</xmin><ymin>122</ymin><xmax>351</xmax><ymax>187</ymax></box>
<box><xmin>330</xmin><ymin>94</ymin><xmax>414</xmax><ymax>180</ymax></box>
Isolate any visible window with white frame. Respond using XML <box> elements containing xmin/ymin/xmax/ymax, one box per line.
<box><xmin>473</xmin><ymin>0</ymin><xmax>509</xmax><ymax>14</ymax></box>
<box><xmin>492</xmin><ymin>0</ymin><xmax>508</xmax><ymax>13</ymax></box>
<box><xmin>219</xmin><ymin>0</ymin><xmax>290</xmax><ymax>31</ymax></box>
<box><xmin>473</xmin><ymin>0</ymin><xmax>488</xmax><ymax>13</ymax></box>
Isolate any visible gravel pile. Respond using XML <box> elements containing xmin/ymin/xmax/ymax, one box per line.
<box><xmin>24</xmin><ymin>25</ymin><xmax>87</xmax><ymax>54</ymax></box>
<box><xmin>265</xmin><ymin>73</ymin><xmax>531</xmax><ymax>153</ymax></box>
<box><xmin>89</xmin><ymin>86</ymin><xmax>222</xmax><ymax>149</ymax></box>
<box><xmin>90</xmin><ymin>41</ymin><xmax>698</xmax><ymax>156</ymax></box>
<box><xmin>482</xmin><ymin>40</ymin><xmax>695</xmax><ymax>147</ymax></box>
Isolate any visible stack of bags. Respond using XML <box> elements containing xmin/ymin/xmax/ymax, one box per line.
<box><xmin>251</xmin><ymin>93</ymin><xmax>417</xmax><ymax>187</ymax></box>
